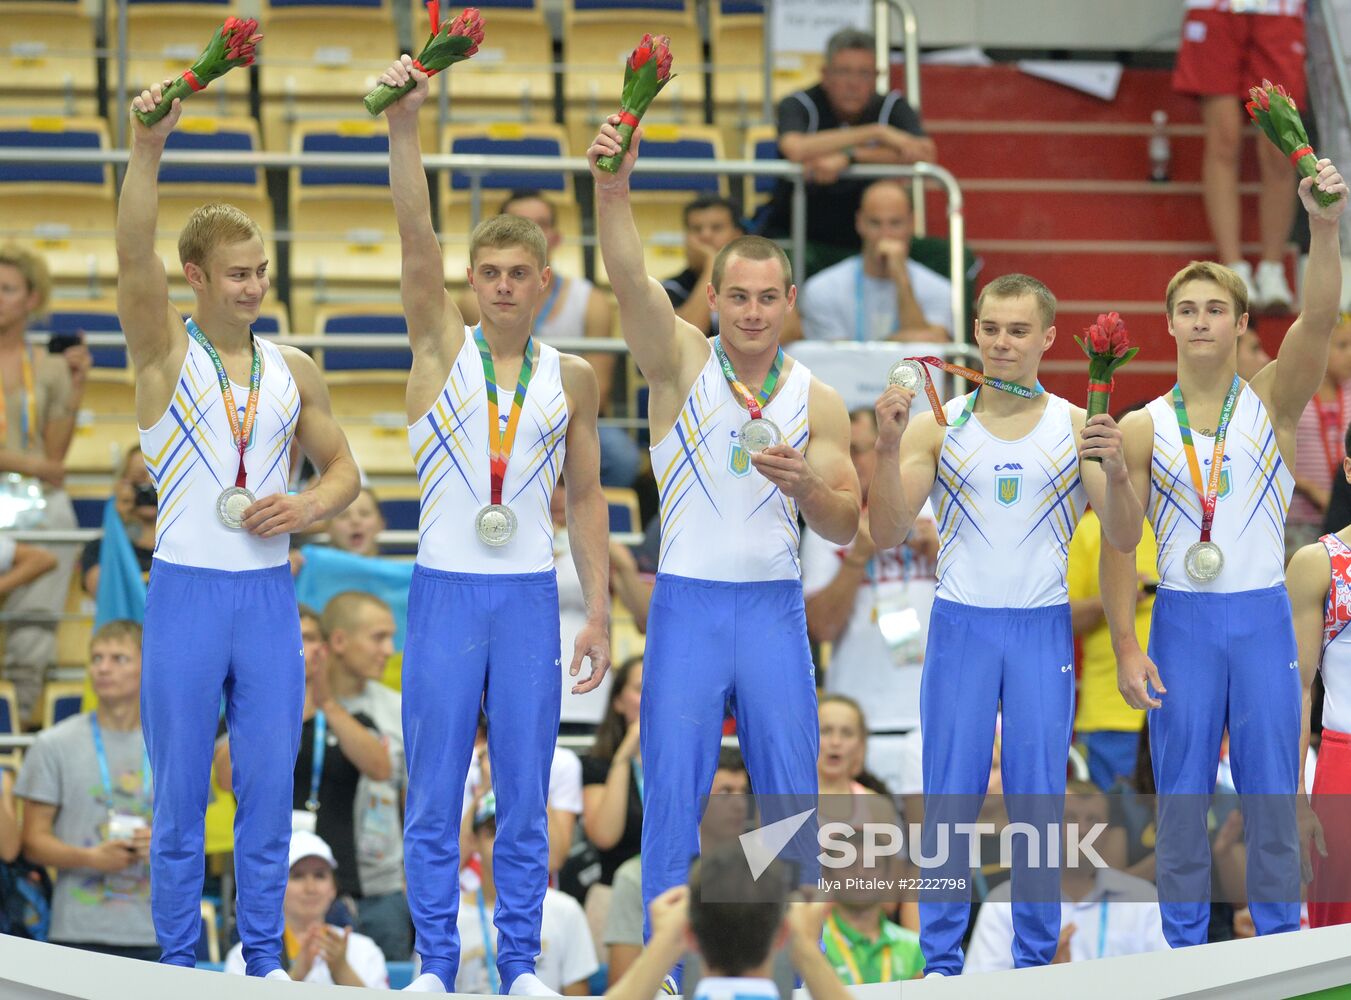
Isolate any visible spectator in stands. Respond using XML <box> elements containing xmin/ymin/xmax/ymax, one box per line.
<box><xmin>454</xmin><ymin>791</ymin><xmax>599</xmax><ymax>994</ymax></box>
<box><xmin>799</xmin><ymin>180</ymin><xmax>952</xmax><ymax>342</ymax></box>
<box><xmin>822</xmin><ymin>826</ymin><xmax>925</xmax><ymax>982</ymax></box>
<box><xmin>0</xmin><ymin>533</ymin><xmax>58</xmax><ymax>603</ymax></box>
<box><xmin>603</xmin><ymin>747</ymin><xmax>749</xmax><ymax>985</ymax></box>
<box><xmin>456</xmin><ymin>190</ymin><xmax>638</xmax><ymax>489</ymax></box>
<box><xmin>603</xmin><ymin>845</ymin><xmax>853</xmax><ymax>1000</ymax></box>
<box><xmin>804</xmin><ymin>407</ymin><xmax>936</xmax><ymax>734</ymax></box>
<box><xmin>1289</xmin><ymin>317</ymin><xmax>1351</xmax><ymax>557</ymax></box>
<box><xmin>661</xmin><ymin>195</ymin><xmax>745</xmax><ymax>338</ymax></box>
<box><xmin>15</xmin><ymin>621</ymin><xmax>155</xmax><ymax>960</ymax></box>
<box><xmin>215</xmin><ymin>603</ymin><xmax>392</xmax><ymax>931</ymax></box>
<box><xmin>1068</xmin><ymin>404</ymin><xmax>1158</xmax><ymax>791</ymax></box>
<box><xmin>81</xmin><ymin>445</ymin><xmax>156</xmax><ymax>595</ymax></box>
<box><xmin>0</xmin><ymin>243</ymin><xmax>91</xmax><ymax>723</ymax></box>
<box><xmin>225</xmin><ymin>830</ymin><xmax>390</xmax><ymax>987</ymax></box>
<box><xmin>1236</xmin><ymin>327</ymin><xmax>1272</xmax><ymax>381</ymax></box>
<box><xmin>963</xmin><ymin>780</ymin><xmax>1169</xmax><ymax>971</ymax></box>
<box><xmin>321</xmin><ymin>591</ymin><xmax>410</xmax><ymax>961</ymax></box>
<box><xmin>462</xmin><ymin>712</ymin><xmax>584</xmax><ymax>881</ymax></box>
<box><xmin>326</xmin><ymin>487</ymin><xmax>386</xmax><ymax>557</ymax></box>
<box><xmin>761</xmin><ymin>29</ymin><xmax>936</xmax><ymax>278</ymax></box>
<box><xmin>582</xmin><ymin>656</ymin><xmax>644</xmax><ymax>887</ymax></box>
<box><xmin>1172</xmin><ymin>1</ymin><xmax>1307</xmax><ymax>309</ymax></box>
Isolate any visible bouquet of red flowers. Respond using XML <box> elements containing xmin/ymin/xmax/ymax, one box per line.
<box><xmin>596</xmin><ymin>33</ymin><xmax>675</xmax><ymax>173</ymax></box>
<box><xmin>1246</xmin><ymin>79</ymin><xmax>1340</xmax><ymax>208</ymax></box>
<box><xmin>364</xmin><ymin>3</ymin><xmax>485</xmax><ymax>116</ymax></box>
<box><xmin>135</xmin><ymin>16</ymin><xmax>261</xmax><ymax>126</ymax></box>
<box><xmin>1074</xmin><ymin>312</ymin><xmax>1138</xmax><ymax>463</ymax></box>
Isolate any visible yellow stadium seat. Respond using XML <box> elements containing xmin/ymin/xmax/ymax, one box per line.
<box><xmin>41</xmin><ymin>679</ymin><xmax>85</xmax><ymax>728</ymax></box>
<box><xmin>257</xmin><ymin>0</ymin><xmax>399</xmax><ymax>102</ymax></box>
<box><xmin>0</xmin><ymin>2</ymin><xmax>98</xmax><ymax>115</ymax></box>
<box><xmin>0</xmin><ymin>116</ymin><xmax>116</xmax><ymax>283</ymax></box>
<box><xmin>709</xmin><ymin>1</ymin><xmax>764</xmax><ymax>122</ymax></box>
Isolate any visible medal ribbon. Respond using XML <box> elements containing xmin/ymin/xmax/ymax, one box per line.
<box><xmin>1314</xmin><ymin>390</ymin><xmax>1346</xmax><ymax>481</ymax></box>
<box><xmin>1172</xmin><ymin>374</ymin><xmax>1241</xmax><ymax>545</ymax></box>
<box><xmin>90</xmin><ymin>712</ymin><xmax>152</xmax><ymax>805</ymax></box>
<box><xmin>713</xmin><ymin>336</ymin><xmax>784</xmax><ymax>420</ymax></box>
<box><xmin>825</xmin><ymin>912</ymin><xmax>891</xmax><ymax>985</ymax></box>
<box><xmin>0</xmin><ymin>347</ymin><xmax>38</xmax><ymax>450</ymax></box>
<box><xmin>187</xmin><ymin>319</ymin><xmax>260</xmax><ymax>489</ymax></box>
<box><xmin>474</xmin><ymin>326</ymin><xmax>536</xmax><ymax>507</ymax></box>
<box><xmin>901</xmin><ymin>356</ymin><xmax>1043</xmax><ymax>428</ymax></box>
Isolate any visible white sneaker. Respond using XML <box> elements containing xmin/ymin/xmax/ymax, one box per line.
<box><xmin>1255</xmin><ymin>259</ymin><xmax>1295</xmax><ymax>312</ymax></box>
<box><xmin>404</xmin><ymin>973</ymin><xmax>449</xmax><ymax>993</ymax></box>
<box><xmin>1226</xmin><ymin>260</ymin><xmax>1257</xmax><ymax>305</ymax></box>
<box><xmin>263</xmin><ymin>969</ymin><xmax>292</xmax><ymax>982</ymax></box>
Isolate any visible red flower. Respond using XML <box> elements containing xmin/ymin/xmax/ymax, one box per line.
<box><xmin>630</xmin><ymin>34</ymin><xmax>655</xmax><ymax>71</ymax></box>
<box><xmin>448</xmin><ymin>7</ymin><xmax>485</xmax><ymax>54</ymax></box>
<box><xmin>223</xmin><ymin>16</ymin><xmax>261</xmax><ymax>64</ymax></box>
<box><xmin>654</xmin><ymin>36</ymin><xmax>673</xmax><ymax>80</ymax></box>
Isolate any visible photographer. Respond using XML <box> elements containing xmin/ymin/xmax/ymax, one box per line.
<box><xmin>81</xmin><ymin>446</ymin><xmax>157</xmax><ymax>595</ymax></box>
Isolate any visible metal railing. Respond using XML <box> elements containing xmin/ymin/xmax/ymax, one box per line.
<box><xmin>0</xmin><ymin>146</ymin><xmax>967</xmax><ymax>337</ymax></box>
<box><xmin>875</xmin><ymin>0</ymin><xmax>925</xmax><ymax>233</ymax></box>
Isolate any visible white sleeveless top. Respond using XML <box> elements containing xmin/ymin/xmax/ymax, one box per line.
<box><xmin>1145</xmin><ymin>385</ymin><xmax>1292</xmax><ymax>593</ymax></box>
<box><xmin>139</xmin><ymin>326</ymin><xmax>299</xmax><ymax>571</ymax></box>
<box><xmin>930</xmin><ymin>391</ymin><xmax>1086</xmax><ymax>608</ymax></box>
<box><xmin>1319</xmin><ymin>533</ymin><xmax>1351</xmax><ymax>734</ymax></box>
<box><xmin>650</xmin><ymin>346</ymin><xmax>811</xmax><ymax>582</ymax></box>
<box><xmin>536</xmin><ymin>274</ymin><xmax>593</xmax><ymax>342</ymax></box>
<box><xmin>408</xmin><ymin>332</ymin><xmax>568</xmax><ymax>574</ymax></box>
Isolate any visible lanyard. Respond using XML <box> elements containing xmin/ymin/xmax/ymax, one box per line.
<box><xmin>477</xmin><ymin>888</ymin><xmax>500</xmax><ymax>993</ymax></box>
<box><xmin>90</xmin><ymin>712</ymin><xmax>151</xmax><ymax>806</ymax></box>
<box><xmin>1097</xmin><ymin>899</ymin><xmax>1109</xmax><ymax>958</ymax></box>
<box><xmin>0</xmin><ymin>346</ymin><xmax>38</xmax><ymax>450</ymax></box>
<box><xmin>825</xmin><ymin>912</ymin><xmax>891</xmax><ymax>984</ymax></box>
<box><xmin>1314</xmin><ymin>389</ymin><xmax>1346</xmax><ymax>481</ymax></box>
<box><xmin>186</xmin><ymin>318</ymin><xmax>260</xmax><ymax>489</ymax></box>
<box><xmin>712</xmin><ymin>336</ymin><xmax>784</xmax><ymax>420</ymax></box>
<box><xmin>631</xmin><ymin>758</ymin><xmax>644</xmax><ymax>806</ymax></box>
<box><xmin>533</xmin><ymin>275</ymin><xmax>563</xmax><ymax>334</ymax></box>
<box><xmin>474</xmin><ymin>326</ymin><xmax>536</xmax><ymax>507</ymax></box>
<box><xmin>305</xmin><ymin>711</ymin><xmax>327</xmax><ymax>812</ymax></box>
<box><xmin>900</xmin><ymin>356</ymin><xmax>1043</xmax><ymax>429</ymax></box>
<box><xmin>1172</xmin><ymin>375</ymin><xmax>1241</xmax><ymax>544</ymax></box>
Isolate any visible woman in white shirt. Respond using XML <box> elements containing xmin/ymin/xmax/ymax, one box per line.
<box><xmin>224</xmin><ymin>830</ymin><xmax>389</xmax><ymax>988</ymax></box>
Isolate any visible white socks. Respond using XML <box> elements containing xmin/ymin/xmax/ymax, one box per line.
<box><xmin>263</xmin><ymin>969</ymin><xmax>291</xmax><ymax>982</ymax></box>
<box><xmin>508</xmin><ymin>972</ymin><xmax>561</xmax><ymax>996</ymax></box>
<box><xmin>404</xmin><ymin>972</ymin><xmax>449</xmax><ymax>992</ymax></box>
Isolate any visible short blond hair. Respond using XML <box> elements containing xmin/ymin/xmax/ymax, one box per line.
<box><xmin>0</xmin><ymin>242</ymin><xmax>52</xmax><ymax>314</ymax></box>
<box><xmin>469</xmin><ymin>214</ymin><xmax>548</xmax><ymax>270</ymax></box>
<box><xmin>177</xmin><ymin>202</ymin><xmax>263</xmax><ymax>271</ymax></box>
<box><xmin>711</xmin><ymin>235</ymin><xmax>793</xmax><ymax>292</ymax></box>
<box><xmin>976</xmin><ymin>273</ymin><xmax>1056</xmax><ymax>329</ymax></box>
<box><xmin>321</xmin><ymin>590</ymin><xmax>392</xmax><ymax>641</ymax></box>
<box><xmin>1165</xmin><ymin>260</ymin><xmax>1249</xmax><ymax>317</ymax></box>
<box><xmin>91</xmin><ymin>619</ymin><xmax>143</xmax><ymax>652</ymax></box>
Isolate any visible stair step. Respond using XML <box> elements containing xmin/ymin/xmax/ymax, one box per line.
<box><xmin>910</xmin><ymin>65</ymin><xmax>1202</xmax><ymax>125</ymax></box>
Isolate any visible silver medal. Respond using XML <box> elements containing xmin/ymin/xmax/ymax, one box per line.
<box><xmin>739</xmin><ymin>418</ymin><xmax>783</xmax><ymax>454</ymax></box>
<box><xmin>1184</xmin><ymin>540</ymin><xmax>1223</xmax><ymax>583</ymax></box>
<box><xmin>887</xmin><ymin>359</ymin><xmax>925</xmax><ymax>391</ymax></box>
<box><xmin>475</xmin><ymin>503</ymin><xmax>517</xmax><ymax>547</ymax></box>
<box><xmin>216</xmin><ymin>486</ymin><xmax>256</xmax><ymax>530</ymax></box>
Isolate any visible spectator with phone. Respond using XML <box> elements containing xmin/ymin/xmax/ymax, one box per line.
<box><xmin>14</xmin><ymin>621</ymin><xmax>156</xmax><ymax>960</ymax></box>
<box><xmin>0</xmin><ymin>242</ymin><xmax>92</xmax><ymax>723</ymax></box>
<box><xmin>81</xmin><ymin>445</ymin><xmax>157</xmax><ymax>596</ymax></box>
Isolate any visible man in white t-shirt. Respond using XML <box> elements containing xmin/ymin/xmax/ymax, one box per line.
<box><xmin>798</xmin><ymin>180</ymin><xmax>953</xmax><ymax>343</ymax></box>
<box><xmin>963</xmin><ymin>782</ymin><xmax>1168</xmax><ymax>973</ymax></box>
<box><xmin>803</xmin><ymin>407</ymin><xmax>937</xmax><ymax>734</ymax></box>
<box><xmin>454</xmin><ymin>793</ymin><xmax>598</xmax><ymax>995</ymax></box>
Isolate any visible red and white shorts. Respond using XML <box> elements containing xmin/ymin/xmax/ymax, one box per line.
<box><xmin>1172</xmin><ymin>7</ymin><xmax>1307</xmax><ymax>105</ymax></box>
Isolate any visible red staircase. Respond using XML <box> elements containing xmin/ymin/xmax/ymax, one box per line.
<box><xmin>910</xmin><ymin>64</ymin><xmax>1296</xmax><ymax>405</ymax></box>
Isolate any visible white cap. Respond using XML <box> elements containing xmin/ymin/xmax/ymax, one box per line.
<box><xmin>289</xmin><ymin>829</ymin><xmax>337</xmax><ymax>871</ymax></box>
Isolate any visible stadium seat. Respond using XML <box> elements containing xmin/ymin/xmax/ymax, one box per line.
<box><xmin>0</xmin><ymin>117</ymin><xmax>116</xmax><ymax>283</ymax></box>
<box><xmin>0</xmin><ymin>2</ymin><xmax>98</xmax><ymax>115</ymax></box>
<box><xmin>602</xmin><ymin>486</ymin><xmax>640</xmax><ymax>534</ymax></box>
<box><xmin>288</xmin><ymin>121</ymin><xmax>405</xmax><ymax>327</ymax></box>
<box><xmin>709</xmin><ymin>0</ymin><xmax>764</xmax><ymax>122</ymax></box>
<box><xmin>562</xmin><ymin>0</ymin><xmax>703</xmax><ymax>148</ymax></box>
<box><xmin>47</xmin><ymin>302</ymin><xmax>127</xmax><ymax>369</ymax></box>
<box><xmin>41</xmin><ymin>680</ymin><xmax>84</xmax><ymax>728</ymax></box>
<box><xmin>258</xmin><ymin>0</ymin><xmax>399</xmax><ymax>103</ymax></box>
<box><xmin>439</xmin><ymin>123</ymin><xmax>582</xmax><ymax>280</ymax></box>
<box><xmin>0</xmin><ymin>679</ymin><xmax>18</xmax><ymax>768</ymax></box>
<box><xmin>315</xmin><ymin>305</ymin><xmax>412</xmax><ymax>372</ymax></box>
<box><xmin>158</xmin><ymin>117</ymin><xmax>266</xmax><ymax>199</ymax></box>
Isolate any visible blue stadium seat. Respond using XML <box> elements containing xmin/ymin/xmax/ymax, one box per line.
<box><xmin>625</xmin><ymin>127</ymin><xmax>723</xmax><ymax>194</ymax></box>
<box><xmin>317</xmin><ymin>310</ymin><xmax>410</xmax><ymax>371</ymax></box>
<box><xmin>47</xmin><ymin>307</ymin><xmax>125</xmax><ymax>369</ymax></box>
<box><xmin>160</xmin><ymin>121</ymin><xmax>263</xmax><ymax>193</ymax></box>
<box><xmin>447</xmin><ymin>128</ymin><xmax>568</xmax><ymax>196</ymax></box>
<box><xmin>379</xmin><ymin>498</ymin><xmax>419</xmax><ymax>531</ymax></box>
<box><xmin>570</xmin><ymin>0</ymin><xmax>688</xmax><ymax>9</ymax></box>
<box><xmin>72</xmin><ymin>498</ymin><xmax>105</xmax><ymax>529</ymax></box>
<box><xmin>0</xmin><ymin>121</ymin><xmax>106</xmax><ymax>186</ymax></box>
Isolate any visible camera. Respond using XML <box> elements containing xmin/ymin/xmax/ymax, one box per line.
<box><xmin>133</xmin><ymin>483</ymin><xmax>158</xmax><ymax>509</ymax></box>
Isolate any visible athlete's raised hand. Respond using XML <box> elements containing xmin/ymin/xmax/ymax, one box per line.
<box><xmin>1301</xmin><ymin>157</ymin><xmax>1348</xmax><ymax>223</ymax></box>
<box><xmin>377</xmin><ymin>55</ymin><xmax>431</xmax><ymax>122</ymax></box>
<box><xmin>874</xmin><ymin>385</ymin><xmax>913</xmax><ymax>452</ymax></box>
<box><xmin>129</xmin><ymin>79</ymin><xmax>182</xmax><ymax>144</ymax></box>
<box><xmin>588</xmin><ymin>116</ymin><xmax>641</xmax><ymax>192</ymax></box>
